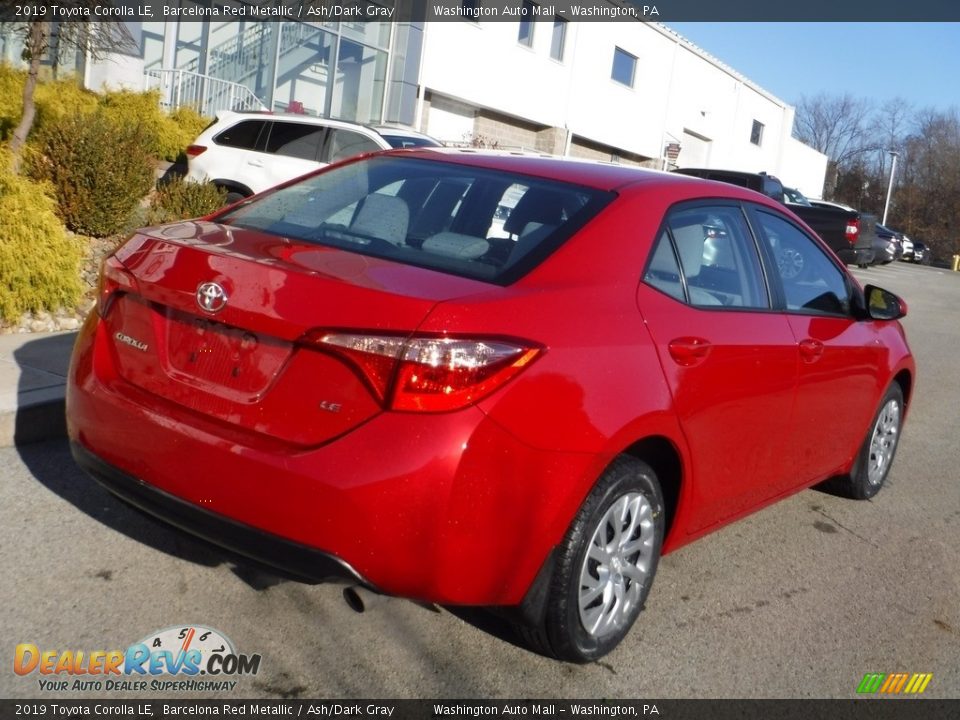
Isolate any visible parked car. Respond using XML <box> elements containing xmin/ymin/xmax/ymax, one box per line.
<box><xmin>186</xmin><ymin>111</ymin><xmax>441</xmax><ymax>202</ymax></box>
<box><xmin>899</xmin><ymin>235</ymin><xmax>915</xmax><ymax>261</ymax></box>
<box><xmin>68</xmin><ymin>151</ymin><xmax>915</xmax><ymax>663</ymax></box>
<box><xmin>873</xmin><ymin>223</ymin><xmax>904</xmax><ymax>264</ymax></box>
<box><xmin>809</xmin><ymin>199</ymin><xmax>857</xmax><ymax>213</ymax></box>
<box><xmin>912</xmin><ymin>241</ymin><xmax>928</xmax><ymax>264</ymax></box>
<box><xmin>782</xmin><ymin>186</ymin><xmax>812</xmax><ymax>205</ymax></box>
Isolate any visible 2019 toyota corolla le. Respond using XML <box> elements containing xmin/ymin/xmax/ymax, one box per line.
<box><xmin>67</xmin><ymin>150</ymin><xmax>914</xmax><ymax>662</ymax></box>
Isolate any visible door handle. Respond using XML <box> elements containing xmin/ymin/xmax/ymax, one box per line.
<box><xmin>668</xmin><ymin>337</ymin><xmax>712</xmax><ymax>366</ymax></box>
<box><xmin>247</xmin><ymin>159</ymin><xmax>264</xmax><ymax>167</ymax></box>
<box><xmin>799</xmin><ymin>338</ymin><xmax>824</xmax><ymax>362</ymax></box>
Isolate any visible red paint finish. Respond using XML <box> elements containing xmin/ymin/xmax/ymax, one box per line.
<box><xmin>67</xmin><ymin>152</ymin><xmax>915</xmax><ymax>607</ymax></box>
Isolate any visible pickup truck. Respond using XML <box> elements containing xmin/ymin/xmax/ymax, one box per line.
<box><xmin>672</xmin><ymin>168</ymin><xmax>875</xmax><ymax>268</ymax></box>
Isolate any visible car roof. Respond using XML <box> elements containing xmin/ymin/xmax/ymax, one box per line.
<box><xmin>383</xmin><ymin>149</ymin><xmax>781</xmax><ymax>203</ymax></box>
<box><xmin>216</xmin><ymin>110</ymin><xmax>380</xmax><ymax>133</ymax></box>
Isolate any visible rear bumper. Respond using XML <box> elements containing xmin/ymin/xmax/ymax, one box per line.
<box><xmin>71</xmin><ymin>441</ymin><xmax>366</xmax><ymax>586</ymax></box>
<box><xmin>67</xmin><ymin>314</ymin><xmax>594</xmax><ymax>606</ymax></box>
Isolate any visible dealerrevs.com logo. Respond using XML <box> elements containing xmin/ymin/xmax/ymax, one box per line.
<box><xmin>14</xmin><ymin>625</ymin><xmax>261</xmax><ymax>693</ymax></box>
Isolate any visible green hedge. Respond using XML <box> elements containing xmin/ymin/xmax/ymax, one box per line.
<box><xmin>1</xmin><ymin>64</ymin><xmax>211</xmax><ymax>161</ymax></box>
<box><xmin>30</xmin><ymin>109</ymin><xmax>156</xmax><ymax>237</ymax></box>
<box><xmin>0</xmin><ymin>150</ymin><xmax>83</xmax><ymax>323</ymax></box>
<box><xmin>146</xmin><ymin>176</ymin><xmax>227</xmax><ymax>225</ymax></box>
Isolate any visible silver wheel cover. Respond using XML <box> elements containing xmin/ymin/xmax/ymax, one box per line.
<box><xmin>867</xmin><ymin>397</ymin><xmax>901</xmax><ymax>486</ymax></box>
<box><xmin>578</xmin><ymin>492</ymin><xmax>656</xmax><ymax>638</ymax></box>
<box><xmin>778</xmin><ymin>247</ymin><xmax>804</xmax><ymax>280</ymax></box>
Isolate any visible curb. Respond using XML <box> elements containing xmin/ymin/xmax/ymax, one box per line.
<box><xmin>0</xmin><ymin>330</ymin><xmax>75</xmax><ymax>449</ymax></box>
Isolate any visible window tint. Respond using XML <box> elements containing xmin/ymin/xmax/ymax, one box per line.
<box><xmin>265</xmin><ymin>122</ymin><xmax>326</xmax><ymax>161</ymax></box>
<box><xmin>754</xmin><ymin>211</ymin><xmax>851</xmax><ymax>315</ymax></box>
<box><xmin>218</xmin><ymin>156</ymin><xmax>612</xmax><ymax>285</ymax></box>
<box><xmin>612</xmin><ymin>48</ymin><xmax>637</xmax><ymax>87</ymax></box>
<box><xmin>328</xmin><ymin>130</ymin><xmax>382</xmax><ymax>163</ymax></box>
<box><xmin>643</xmin><ymin>230</ymin><xmax>685</xmax><ymax>303</ymax></box>
<box><xmin>214</xmin><ymin>120</ymin><xmax>267</xmax><ymax>151</ymax></box>
<box><xmin>645</xmin><ymin>205</ymin><xmax>769</xmax><ymax>309</ymax></box>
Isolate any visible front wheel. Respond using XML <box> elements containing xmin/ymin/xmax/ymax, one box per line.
<box><xmin>525</xmin><ymin>456</ymin><xmax>664</xmax><ymax>662</ymax></box>
<box><xmin>826</xmin><ymin>383</ymin><xmax>904</xmax><ymax>500</ymax></box>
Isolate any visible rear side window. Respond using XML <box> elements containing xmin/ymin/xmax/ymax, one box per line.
<box><xmin>218</xmin><ymin>156</ymin><xmax>613</xmax><ymax>284</ymax></box>
<box><xmin>214</xmin><ymin>120</ymin><xmax>267</xmax><ymax>151</ymax></box>
<box><xmin>264</xmin><ymin>122</ymin><xmax>327</xmax><ymax>161</ymax></box>
<box><xmin>327</xmin><ymin>130</ymin><xmax>382</xmax><ymax>163</ymax></box>
<box><xmin>644</xmin><ymin>205</ymin><xmax>769</xmax><ymax>309</ymax></box>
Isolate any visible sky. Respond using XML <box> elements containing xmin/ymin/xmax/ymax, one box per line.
<box><xmin>665</xmin><ymin>23</ymin><xmax>960</xmax><ymax>115</ymax></box>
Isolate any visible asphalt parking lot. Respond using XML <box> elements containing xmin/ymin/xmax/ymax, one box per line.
<box><xmin>2</xmin><ymin>260</ymin><xmax>958</xmax><ymax>700</ymax></box>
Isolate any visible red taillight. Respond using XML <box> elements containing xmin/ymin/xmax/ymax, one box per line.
<box><xmin>185</xmin><ymin>144</ymin><xmax>207</xmax><ymax>157</ymax></box>
<box><xmin>845</xmin><ymin>218</ymin><xmax>860</xmax><ymax>245</ymax></box>
<box><xmin>309</xmin><ymin>333</ymin><xmax>541</xmax><ymax>412</ymax></box>
<box><xmin>98</xmin><ymin>255</ymin><xmax>138</xmax><ymax>316</ymax></box>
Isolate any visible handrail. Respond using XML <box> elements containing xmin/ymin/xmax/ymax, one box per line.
<box><xmin>144</xmin><ymin>69</ymin><xmax>267</xmax><ymax>116</ymax></box>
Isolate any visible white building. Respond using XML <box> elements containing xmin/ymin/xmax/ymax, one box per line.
<box><xmin>418</xmin><ymin>20</ymin><xmax>827</xmax><ymax>197</ymax></box>
<box><xmin>0</xmin><ymin>5</ymin><xmax>827</xmax><ymax>196</ymax></box>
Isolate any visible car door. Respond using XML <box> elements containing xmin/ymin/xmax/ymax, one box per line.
<box><xmin>257</xmin><ymin>121</ymin><xmax>329</xmax><ymax>191</ymax></box>
<box><xmin>639</xmin><ymin>202</ymin><xmax>799</xmax><ymax>532</ymax></box>
<box><xmin>209</xmin><ymin>118</ymin><xmax>269</xmax><ymax>191</ymax></box>
<box><xmin>748</xmin><ymin>207</ymin><xmax>885</xmax><ymax>485</ymax></box>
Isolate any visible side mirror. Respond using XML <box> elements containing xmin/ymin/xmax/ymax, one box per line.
<box><xmin>863</xmin><ymin>284</ymin><xmax>907</xmax><ymax>321</ymax></box>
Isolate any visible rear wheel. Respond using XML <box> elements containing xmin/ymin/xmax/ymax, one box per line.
<box><xmin>223</xmin><ymin>189</ymin><xmax>247</xmax><ymax>205</ymax></box>
<box><xmin>827</xmin><ymin>383</ymin><xmax>904</xmax><ymax>499</ymax></box>
<box><xmin>525</xmin><ymin>456</ymin><xmax>664</xmax><ymax>662</ymax></box>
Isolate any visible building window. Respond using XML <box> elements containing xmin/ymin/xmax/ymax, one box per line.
<box><xmin>461</xmin><ymin>0</ymin><xmax>481</xmax><ymax>22</ymax></box>
<box><xmin>518</xmin><ymin>0</ymin><xmax>537</xmax><ymax>47</ymax></box>
<box><xmin>611</xmin><ymin>47</ymin><xmax>636</xmax><ymax>87</ymax></box>
<box><xmin>550</xmin><ymin>17</ymin><xmax>567</xmax><ymax>61</ymax></box>
<box><xmin>751</xmin><ymin>120</ymin><xmax>764</xmax><ymax>146</ymax></box>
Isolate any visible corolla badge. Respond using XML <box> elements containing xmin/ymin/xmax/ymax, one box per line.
<box><xmin>196</xmin><ymin>282</ymin><xmax>228</xmax><ymax>313</ymax></box>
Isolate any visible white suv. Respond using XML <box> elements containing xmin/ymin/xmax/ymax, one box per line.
<box><xmin>186</xmin><ymin>112</ymin><xmax>440</xmax><ymax>202</ymax></box>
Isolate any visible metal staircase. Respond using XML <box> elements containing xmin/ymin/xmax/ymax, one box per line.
<box><xmin>147</xmin><ymin>23</ymin><xmax>332</xmax><ymax>115</ymax></box>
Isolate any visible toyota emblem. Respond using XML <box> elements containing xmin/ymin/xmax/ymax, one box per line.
<box><xmin>196</xmin><ymin>282</ymin><xmax>228</xmax><ymax>313</ymax></box>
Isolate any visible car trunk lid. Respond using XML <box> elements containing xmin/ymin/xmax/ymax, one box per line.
<box><xmin>100</xmin><ymin>221</ymin><xmax>489</xmax><ymax>446</ymax></box>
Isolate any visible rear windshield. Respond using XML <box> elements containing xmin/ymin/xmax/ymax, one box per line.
<box><xmin>217</xmin><ymin>156</ymin><xmax>613</xmax><ymax>284</ymax></box>
<box><xmin>380</xmin><ymin>134</ymin><xmax>441</xmax><ymax>149</ymax></box>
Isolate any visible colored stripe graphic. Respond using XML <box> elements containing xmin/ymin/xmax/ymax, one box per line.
<box><xmin>904</xmin><ymin>673</ymin><xmax>934</xmax><ymax>694</ymax></box>
<box><xmin>857</xmin><ymin>672</ymin><xmax>932</xmax><ymax>694</ymax></box>
<box><xmin>857</xmin><ymin>673</ymin><xmax>885</xmax><ymax>693</ymax></box>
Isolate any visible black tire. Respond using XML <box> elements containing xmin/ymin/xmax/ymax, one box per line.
<box><xmin>824</xmin><ymin>383</ymin><xmax>904</xmax><ymax>500</ymax></box>
<box><xmin>524</xmin><ymin>456</ymin><xmax>664</xmax><ymax>663</ymax></box>
<box><xmin>223</xmin><ymin>190</ymin><xmax>247</xmax><ymax>206</ymax></box>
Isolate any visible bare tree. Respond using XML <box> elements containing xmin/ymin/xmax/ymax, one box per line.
<box><xmin>896</xmin><ymin>109</ymin><xmax>960</xmax><ymax>259</ymax></box>
<box><xmin>3</xmin><ymin>10</ymin><xmax>135</xmax><ymax>171</ymax></box>
<box><xmin>868</xmin><ymin>97</ymin><xmax>912</xmax><ymax>178</ymax></box>
<box><xmin>794</xmin><ymin>93</ymin><xmax>875</xmax><ymax>198</ymax></box>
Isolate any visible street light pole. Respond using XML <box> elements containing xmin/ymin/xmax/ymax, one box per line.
<box><xmin>882</xmin><ymin>150</ymin><xmax>899</xmax><ymax>226</ymax></box>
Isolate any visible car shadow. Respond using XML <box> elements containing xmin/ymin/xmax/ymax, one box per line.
<box><xmin>13</xmin><ymin>333</ymin><xmax>286</xmax><ymax>591</ymax></box>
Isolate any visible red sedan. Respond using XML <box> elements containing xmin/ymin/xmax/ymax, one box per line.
<box><xmin>67</xmin><ymin>150</ymin><xmax>914</xmax><ymax>662</ymax></box>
